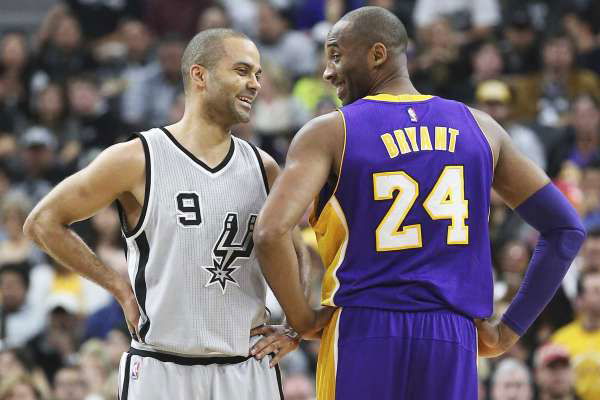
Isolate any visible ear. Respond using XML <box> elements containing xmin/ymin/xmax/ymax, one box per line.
<box><xmin>190</xmin><ymin>64</ymin><xmax>208</xmax><ymax>90</ymax></box>
<box><xmin>369</xmin><ymin>42</ymin><xmax>388</xmax><ymax>68</ymax></box>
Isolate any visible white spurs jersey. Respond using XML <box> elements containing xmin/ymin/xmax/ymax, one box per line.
<box><xmin>120</xmin><ymin>127</ymin><xmax>270</xmax><ymax>357</ymax></box>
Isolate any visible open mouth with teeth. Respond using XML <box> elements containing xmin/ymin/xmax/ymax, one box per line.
<box><xmin>237</xmin><ymin>96</ymin><xmax>253</xmax><ymax>108</ymax></box>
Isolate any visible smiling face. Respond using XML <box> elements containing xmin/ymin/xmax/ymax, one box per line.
<box><xmin>323</xmin><ymin>20</ymin><xmax>374</xmax><ymax>106</ymax></box>
<box><xmin>203</xmin><ymin>37</ymin><xmax>262</xmax><ymax>124</ymax></box>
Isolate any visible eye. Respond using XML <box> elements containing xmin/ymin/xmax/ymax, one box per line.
<box><xmin>331</xmin><ymin>53</ymin><xmax>341</xmax><ymax>62</ymax></box>
<box><xmin>255</xmin><ymin>73</ymin><xmax>262</xmax><ymax>82</ymax></box>
<box><xmin>236</xmin><ymin>68</ymin><xmax>248</xmax><ymax>76</ymax></box>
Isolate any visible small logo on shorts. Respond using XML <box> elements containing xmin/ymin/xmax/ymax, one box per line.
<box><xmin>131</xmin><ymin>361</ymin><xmax>141</xmax><ymax>380</ymax></box>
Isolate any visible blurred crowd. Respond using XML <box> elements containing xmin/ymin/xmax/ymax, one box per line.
<box><xmin>0</xmin><ymin>0</ymin><xmax>599</xmax><ymax>399</ymax></box>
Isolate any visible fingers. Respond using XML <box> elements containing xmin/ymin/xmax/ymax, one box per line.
<box><xmin>250</xmin><ymin>325</ymin><xmax>275</xmax><ymax>337</ymax></box>
<box><xmin>269</xmin><ymin>344</ymin><xmax>296</xmax><ymax>367</ymax></box>
<box><xmin>253</xmin><ymin>337</ymin><xmax>300</xmax><ymax>367</ymax></box>
<box><xmin>251</xmin><ymin>334</ymin><xmax>279</xmax><ymax>356</ymax></box>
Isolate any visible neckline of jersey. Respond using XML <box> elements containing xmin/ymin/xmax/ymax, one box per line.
<box><xmin>362</xmin><ymin>94</ymin><xmax>435</xmax><ymax>102</ymax></box>
<box><xmin>160</xmin><ymin>127</ymin><xmax>236</xmax><ymax>174</ymax></box>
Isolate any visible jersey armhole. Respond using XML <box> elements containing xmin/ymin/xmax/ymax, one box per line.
<box><xmin>247</xmin><ymin>141</ymin><xmax>270</xmax><ymax>195</ymax></box>
<box><xmin>116</xmin><ymin>133</ymin><xmax>152</xmax><ymax>239</ymax></box>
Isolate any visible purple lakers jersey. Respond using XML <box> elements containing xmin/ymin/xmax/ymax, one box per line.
<box><xmin>310</xmin><ymin>94</ymin><xmax>494</xmax><ymax>318</ymax></box>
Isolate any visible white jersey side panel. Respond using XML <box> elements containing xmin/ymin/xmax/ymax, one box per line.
<box><xmin>123</xmin><ymin>128</ymin><xmax>269</xmax><ymax>356</ymax></box>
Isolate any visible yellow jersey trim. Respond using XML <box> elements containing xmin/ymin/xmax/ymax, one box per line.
<box><xmin>317</xmin><ymin>308</ymin><xmax>342</xmax><ymax>400</ymax></box>
<box><xmin>363</xmin><ymin>94</ymin><xmax>434</xmax><ymax>102</ymax></box>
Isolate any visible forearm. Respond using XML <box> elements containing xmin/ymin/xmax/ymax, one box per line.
<box><xmin>255</xmin><ymin>230</ymin><xmax>316</xmax><ymax>335</ymax></box>
<box><xmin>501</xmin><ymin>184</ymin><xmax>586</xmax><ymax>335</ymax></box>
<box><xmin>292</xmin><ymin>228</ymin><xmax>312</xmax><ymax>300</ymax></box>
<box><xmin>25</xmin><ymin>214</ymin><xmax>131</xmax><ymax>302</ymax></box>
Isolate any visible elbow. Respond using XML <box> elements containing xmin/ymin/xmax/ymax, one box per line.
<box><xmin>554</xmin><ymin>225</ymin><xmax>586</xmax><ymax>261</ymax></box>
<box><xmin>23</xmin><ymin>209</ymin><xmax>52</xmax><ymax>245</ymax></box>
<box><xmin>253</xmin><ymin>222</ymin><xmax>289</xmax><ymax>249</ymax></box>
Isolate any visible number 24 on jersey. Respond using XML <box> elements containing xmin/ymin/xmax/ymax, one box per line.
<box><xmin>373</xmin><ymin>165</ymin><xmax>469</xmax><ymax>251</ymax></box>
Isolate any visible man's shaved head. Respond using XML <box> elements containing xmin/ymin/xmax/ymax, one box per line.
<box><xmin>181</xmin><ymin>28</ymin><xmax>249</xmax><ymax>92</ymax></box>
<box><xmin>338</xmin><ymin>6</ymin><xmax>408</xmax><ymax>55</ymax></box>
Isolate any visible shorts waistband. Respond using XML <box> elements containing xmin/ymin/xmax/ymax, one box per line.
<box><xmin>127</xmin><ymin>347</ymin><xmax>252</xmax><ymax>366</ymax></box>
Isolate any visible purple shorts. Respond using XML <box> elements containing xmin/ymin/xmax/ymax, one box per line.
<box><xmin>317</xmin><ymin>308</ymin><xmax>478</xmax><ymax>400</ymax></box>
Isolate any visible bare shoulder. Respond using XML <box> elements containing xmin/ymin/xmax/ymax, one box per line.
<box><xmin>466</xmin><ymin>106</ymin><xmax>506</xmax><ymax>167</ymax></box>
<box><xmin>253</xmin><ymin>145</ymin><xmax>280</xmax><ymax>189</ymax></box>
<box><xmin>294</xmin><ymin>110</ymin><xmax>344</xmax><ymax>142</ymax></box>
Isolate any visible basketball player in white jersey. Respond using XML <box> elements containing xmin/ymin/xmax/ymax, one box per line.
<box><xmin>24</xmin><ymin>29</ymin><xmax>308</xmax><ymax>399</ymax></box>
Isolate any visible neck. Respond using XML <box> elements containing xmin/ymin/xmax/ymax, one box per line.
<box><xmin>167</xmin><ymin>98</ymin><xmax>232</xmax><ymax>148</ymax></box>
<box><xmin>369</xmin><ymin>62</ymin><xmax>420</xmax><ymax>97</ymax></box>
<box><xmin>582</xmin><ymin>312</ymin><xmax>600</xmax><ymax>331</ymax></box>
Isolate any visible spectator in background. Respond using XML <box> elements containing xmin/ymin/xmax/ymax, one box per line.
<box><xmin>283</xmin><ymin>374</ymin><xmax>315</xmax><ymax>400</ymax></box>
<box><xmin>197</xmin><ymin>4</ymin><xmax>231</xmax><ymax>32</ymax></box>
<box><xmin>450</xmin><ymin>41</ymin><xmax>505</xmax><ymax>103</ymax></box>
<box><xmin>144</xmin><ymin>0</ymin><xmax>214</xmax><ymax>39</ymax></box>
<box><xmin>411</xmin><ymin>18</ymin><xmax>462</xmax><ymax>98</ymax></box>
<box><xmin>255</xmin><ymin>1</ymin><xmax>318</xmax><ymax>80</ymax></box>
<box><xmin>52</xmin><ymin>365</ymin><xmax>87</xmax><ymax>400</ymax></box>
<box><xmin>0</xmin><ymin>32</ymin><xmax>33</xmax><ymax>115</ymax></box>
<box><xmin>499</xmin><ymin>9</ymin><xmax>541</xmax><ymax>75</ymax></box>
<box><xmin>27</xmin><ymin>296</ymin><xmax>82</xmax><ymax>382</ymax></box>
<box><xmin>534</xmin><ymin>344</ymin><xmax>577</xmax><ymax>400</ymax></box>
<box><xmin>28</xmin><ymin>83</ymin><xmax>77</xmax><ymax>167</ymax></box>
<box><xmin>251</xmin><ymin>62</ymin><xmax>310</xmax><ymax>163</ymax></box>
<box><xmin>580</xmin><ymin>164</ymin><xmax>600</xmax><ymax>229</ymax></box>
<box><xmin>61</xmin><ymin>0</ymin><xmax>143</xmax><ymax>42</ymax></box>
<box><xmin>35</xmin><ymin>13</ymin><xmax>95</xmax><ymax>83</ymax></box>
<box><xmin>413</xmin><ymin>0</ymin><xmax>500</xmax><ymax>46</ymax></box>
<box><xmin>563</xmin><ymin>10</ymin><xmax>600</xmax><ymax>76</ymax></box>
<box><xmin>77</xmin><ymin>340</ymin><xmax>111</xmax><ymax>400</ymax></box>
<box><xmin>547</xmin><ymin>94</ymin><xmax>600</xmax><ymax>178</ymax></box>
<box><xmin>551</xmin><ymin>270</ymin><xmax>600</xmax><ymax>400</ymax></box>
<box><xmin>14</xmin><ymin>127</ymin><xmax>64</xmax><ymax>203</ymax></box>
<box><xmin>65</xmin><ymin>75</ymin><xmax>124</xmax><ymax>166</ymax></box>
<box><xmin>491</xmin><ymin>358</ymin><xmax>533</xmax><ymax>400</ymax></box>
<box><xmin>0</xmin><ymin>191</ymin><xmax>42</xmax><ymax>265</ymax></box>
<box><xmin>513</xmin><ymin>34</ymin><xmax>600</xmax><ymax>126</ymax></box>
<box><xmin>120</xmin><ymin>35</ymin><xmax>184</xmax><ymax>130</ymax></box>
<box><xmin>579</xmin><ymin>229</ymin><xmax>600</xmax><ymax>272</ymax></box>
<box><xmin>0</xmin><ymin>373</ymin><xmax>44</xmax><ymax>400</ymax></box>
<box><xmin>293</xmin><ymin>56</ymin><xmax>339</xmax><ymax>116</ymax></box>
<box><xmin>0</xmin><ymin>264</ymin><xmax>46</xmax><ymax>348</ymax></box>
<box><xmin>475</xmin><ymin>80</ymin><xmax>546</xmax><ymax>170</ymax></box>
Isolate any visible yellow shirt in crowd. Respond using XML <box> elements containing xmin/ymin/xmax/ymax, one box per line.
<box><xmin>551</xmin><ymin>321</ymin><xmax>600</xmax><ymax>400</ymax></box>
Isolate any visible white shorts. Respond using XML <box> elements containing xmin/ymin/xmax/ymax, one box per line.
<box><xmin>117</xmin><ymin>348</ymin><xmax>283</xmax><ymax>400</ymax></box>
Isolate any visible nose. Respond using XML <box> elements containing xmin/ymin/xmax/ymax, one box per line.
<box><xmin>248</xmin><ymin>75</ymin><xmax>261</xmax><ymax>92</ymax></box>
<box><xmin>323</xmin><ymin>62</ymin><xmax>336</xmax><ymax>83</ymax></box>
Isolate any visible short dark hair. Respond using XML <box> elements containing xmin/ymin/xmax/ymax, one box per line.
<box><xmin>577</xmin><ymin>269</ymin><xmax>600</xmax><ymax>297</ymax></box>
<box><xmin>180</xmin><ymin>28</ymin><xmax>249</xmax><ymax>92</ymax></box>
<box><xmin>0</xmin><ymin>262</ymin><xmax>31</xmax><ymax>289</ymax></box>
<box><xmin>339</xmin><ymin>6</ymin><xmax>408</xmax><ymax>55</ymax></box>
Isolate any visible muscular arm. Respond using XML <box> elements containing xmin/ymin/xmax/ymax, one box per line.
<box><xmin>254</xmin><ymin>112</ymin><xmax>342</xmax><ymax>335</ymax></box>
<box><xmin>258</xmin><ymin>148</ymin><xmax>312</xmax><ymax>303</ymax></box>
<box><xmin>472</xmin><ymin>109</ymin><xmax>585</xmax><ymax>356</ymax></box>
<box><xmin>23</xmin><ymin>140</ymin><xmax>145</xmax><ymax>333</ymax></box>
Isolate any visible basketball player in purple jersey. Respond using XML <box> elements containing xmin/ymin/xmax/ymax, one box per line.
<box><xmin>253</xmin><ymin>6</ymin><xmax>586</xmax><ymax>400</ymax></box>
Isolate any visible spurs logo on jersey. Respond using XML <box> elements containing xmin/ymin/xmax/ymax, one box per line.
<box><xmin>202</xmin><ymin>213</ymin><xmax>257</xmax><ymax>293</ymax></box>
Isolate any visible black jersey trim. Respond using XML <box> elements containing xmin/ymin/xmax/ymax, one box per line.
<box><xmin>117</xmin><ymin>133</ymin><xmax>151</xmax><ymax>239</ymax></box>
<box><xmin>120</xmin><ymin>353</ymin><xmax>132</xmax><ymax>400</ymax></box>
<box><xmin>134</xmin><ymin>232</ymin><xmax>150</xmax><ymax>342</ymax></box>
<box><xmin>247</xmin><ymin>142</ymin><xmax>270</xmax><ymax>194</ymax></box>
<box><xmin>128</xmin><ymin>347</ymin><xmax>253</xmax><ymax>366</ymax></box>
<box><xmin>160</xmin><ymin>127</ymin><xmax>235</xmax><ymax>173</ymax></box>
<box><xmin>275</xmin><ymin>364</ymin><xmax>285</xmax><ymax>399</ymax></box>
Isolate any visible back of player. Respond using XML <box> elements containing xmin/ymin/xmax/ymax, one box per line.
<box><xmin>311</xmin><ymin>94</ymin><xmax>493</xmax><ymax>399</ymax></box>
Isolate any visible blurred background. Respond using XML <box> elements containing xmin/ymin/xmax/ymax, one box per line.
<box><xmin>0</xmin><ymin>0</ymin><xmax>599</xmax><ymax>399</ymax></box>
